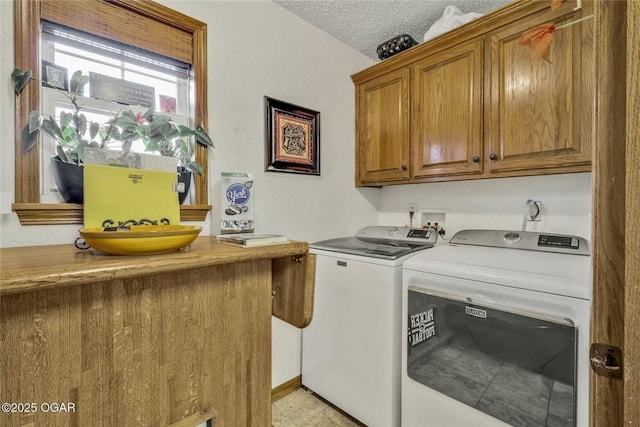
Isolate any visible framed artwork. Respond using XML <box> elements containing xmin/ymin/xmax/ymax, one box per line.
<box><xmin>264</xmin><ymin>96</ymin><xmax>320</xmax><ymax>175</ymax></box>
<box><xmin>41</xmin><ymin>61</ymin><xmax>68</xmax><ymax>91</ymax></box>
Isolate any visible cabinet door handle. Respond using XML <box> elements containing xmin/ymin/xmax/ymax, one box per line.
<box><xmin>489</xmin><ymin>153</ymin><xmax>498</xmax><ymax>161</ymax></box>
<box><xmin>401</xmin><ymin>164</ymin><xmax>407</xmax><ymax>170</ymax></box>
<box><xmin>472</xmin><ymin>155</ymin><xmax>480</xmax><ymax>163</ymax></box>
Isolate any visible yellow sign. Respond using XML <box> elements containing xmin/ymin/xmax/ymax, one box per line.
<box><xmin>84</xmin><ymin>164</ymin><xmax>180</xmax><ymax>228</ymax></box>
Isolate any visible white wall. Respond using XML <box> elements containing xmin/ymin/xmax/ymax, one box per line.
<box><xmin>195</xmin><ymin>0</ymin><xmax>380</xmax><ymax>243</ymax></box>
<box><xmin>378</xmin><ymin>173</ymin><xmax>592</xmax><ymax>243</ymax></box>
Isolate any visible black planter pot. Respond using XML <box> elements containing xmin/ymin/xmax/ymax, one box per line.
<box><xmin>177</xmin><ymin>167</ymin><xmax>192</xmax><ymax>205</ymax></box>
<box><xmin>50</xmin><ymin>156</ymin><xmax>84</xmax><ymax>204</ymax></box>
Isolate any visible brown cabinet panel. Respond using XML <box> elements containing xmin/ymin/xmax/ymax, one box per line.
<box><xmin>0</xmin><ymin>262</ymin><xmax>272</xmax><ymax>427</ymax></box>
<box><xmin>356</xmin><ymin>68</ymin><xmax>410</xmax><ymax>185</ymax></box>
<box><xmin>487</xmin><ymin>4</ymin><xmax>593</xmax><ymax>174</ymax></box>
<box><xmin>411</xmin><ymin>39</ymin><xmax>483</xmax><ymax>178</ymax></box>
<box><xmin>272</xmin><ymin>253</ymin><xmax>316</xmax><ymax>328</ymax></box>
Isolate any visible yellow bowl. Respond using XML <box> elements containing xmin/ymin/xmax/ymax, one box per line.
<box><xmin>79</xmin><ymin>225</ymin><xmax>202</xmax><ymax>255</ymax></box>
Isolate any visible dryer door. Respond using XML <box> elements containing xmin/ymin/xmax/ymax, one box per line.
<box><xmin>407</xmin><ymin>286</ymin><xmax>577</xmax><ymax>426</ymax></box>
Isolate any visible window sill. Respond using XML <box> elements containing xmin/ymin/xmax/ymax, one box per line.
<box><xmin>12</xmin><ymin>203</ymin><xmax>212</xmax><ymax>225</ymax></box>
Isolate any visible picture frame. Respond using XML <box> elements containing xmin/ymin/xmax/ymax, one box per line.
<box><xmin>41</xmin><ymin>60</ymin><xmax>69</xmax><ymax>91</ymax></box>
<box><xmin>264</xmin><ymin>96</ymin><xmax>320</xmax><ymax>175</ymax></box>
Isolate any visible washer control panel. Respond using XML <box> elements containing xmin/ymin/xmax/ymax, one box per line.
<box><xmin>450</xmin><ymin>229</ymin><xmax>589</xmax><ymax>256</ymax></box>
<box><xmin>538</xmin><ymin>234</ymin><xmax>580</xmax><ymax>250</ymax></box>
<box><xmin>503</xmin><ymin>231</ymin><xmax>521</xmax><ymax>244</ymax></box>
<box><xmin>355</xmin><ymin>226</ymin><xmax>438</xmax><ymax>245</ymax></box>
<box><xmin>407</xmin><ymin>228</ymin><xmax>433</xmax><ymax>239</ymax></box>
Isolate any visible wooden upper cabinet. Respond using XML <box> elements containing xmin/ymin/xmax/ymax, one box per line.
<box><xmin>351</xmin><ymin>0</ymin><xmax>593</xmax><ymax>187</ymax></box>
<box><xmin>487</xmin><ymin>3</ymin><xmax>593</xmax><ymax>174</ymax></box>
<box><xmin>411</xmin><ymin>39</ymin><xmax>483</xmax><ymax>178</ymax></box>
<box><xmin>356</xmin><ymin>68</ymin><xmax>410</xmax><ymax>185</ymax></box>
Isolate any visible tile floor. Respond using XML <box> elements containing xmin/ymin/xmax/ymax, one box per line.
<box><xmin>272</xmin><ymin>388</ymin><xmax>364</xmax><ymax>427</ymax></box>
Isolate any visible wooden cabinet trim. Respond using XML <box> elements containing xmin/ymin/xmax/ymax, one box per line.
<box><xmin>11</xmin><ymin>203</ymin><xmax>212</xmax><ymax>225</ymax></box>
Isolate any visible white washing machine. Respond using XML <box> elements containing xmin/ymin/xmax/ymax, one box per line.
<box><xmin>402</xmin><ymin>230</ymin><xmax>591</xmax><ymax>427</ymax></box>
<box><xmin>302</xmin><ymin>226</ymin><xmax>438</xmax><ymax>427</ymax></box>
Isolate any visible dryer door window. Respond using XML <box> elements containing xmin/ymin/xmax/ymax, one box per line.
<box><xmin>407</xmin><ymin>287</ymin><xmax>577</xmax><ymax>426</ymax></box>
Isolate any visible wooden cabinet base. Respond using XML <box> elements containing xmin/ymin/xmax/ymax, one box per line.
<box><xmin>0</xmin><ymin>261</ymin><xmax>271</xmax><ymax>426</ymax></box>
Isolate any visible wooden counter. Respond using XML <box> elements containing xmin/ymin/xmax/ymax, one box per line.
<box><xmin>0</xmin><ymin>237</ymin><xmax>315</xmax><ymax>427</ymax></box>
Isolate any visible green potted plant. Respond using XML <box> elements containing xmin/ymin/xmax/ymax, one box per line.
<box><xmin>12</xmin><ymin>68</ymin><xmax>214</xmax><ymax>204</ymax></box>
<box><xmin>13</xmin><ymin>68</ymin><xmax>108</xmax><ymax>203</ymax></box>
<box><xmin>107</xmin><ymin>109</ymin><xmax>214</xmax><ymax>203</ymax></box>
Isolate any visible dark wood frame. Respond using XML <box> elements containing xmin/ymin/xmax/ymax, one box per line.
<box><xmin>13</xmin><ymin>0</ymin><xmax>210</xmax><ymax>225</ymax></box>
<box><xmin>41</xmin><ymin>60</ymin><xmax>68</xmax><ymax>91</ymax></box>
<box><xmin>264</xmin><ymin>96</ymin><xmax>320</xmax><ymax>176</ymax></box>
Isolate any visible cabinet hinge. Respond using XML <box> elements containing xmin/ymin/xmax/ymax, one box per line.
<box><xmin>590</xmin><ymin>343</ymin><xmax>623</xmax><ymax>379</ymax></box>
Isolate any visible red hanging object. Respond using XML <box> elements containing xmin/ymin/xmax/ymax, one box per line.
<box><xmin>516</xmin><ymin>24</ymin><xmax>557</xmax><ymax>63</ymax></box>
<box><xmin>517</xmin><ymin>12</ymin><xmax>592</xmax><ymax>64</ymax></box>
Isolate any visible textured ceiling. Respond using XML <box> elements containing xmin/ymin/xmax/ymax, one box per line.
<box><xmin>272</xmin><ymin>0</ymin><xmax>512</xmax><ymax>61</ymax></box>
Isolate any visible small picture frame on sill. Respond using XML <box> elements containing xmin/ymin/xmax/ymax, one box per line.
<box><xmin>264</xmin><ymin>96</ymin><xmax>320</xmax><ymax>176</ymax></box>
<box><xmin>41</xmin><ymin>61</ymin><xmax>69</xmax><ymax>91</ymax></box>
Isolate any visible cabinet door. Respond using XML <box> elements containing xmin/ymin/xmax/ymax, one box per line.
<box><xmin>487</xmin><ymin>4</ymin><xmax>593</xmax><ymax>174</ymax></box>
<box><xmin>411</xmin><ymin>39</ymin><xmax>483</xmax><ymax>178</ymax></box>
<box><xmin>356</xmin><ymin>68</ymin><xmax>410</xmax><ymax>185</ymax></box>
<box><xmin>272</xmin><ymin>253</ymin><xmax>315</xmax><ymax>328</ymax></box>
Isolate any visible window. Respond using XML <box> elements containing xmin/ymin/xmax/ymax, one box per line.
<box><xmin>39</xmin><ymin>23</ymin><xmax>193</xmax><ymax>203</ymax></box>
<box><xmin>14</xmin><ymin>0</ymin><xmax>210</xmax><ymax>224</ymax></box>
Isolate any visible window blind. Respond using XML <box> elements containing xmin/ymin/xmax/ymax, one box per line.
<box><xmin>42</xmin><ymin>21</ymin><xmax>191</xmax><ymax>79</ymax></box>
<box><xmin>40</xmin><ymin>0</ymin><xmax>194</xmax><ymax>64</ymax></box>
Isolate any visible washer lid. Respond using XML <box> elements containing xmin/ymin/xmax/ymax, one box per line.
<box><xmin>311</xmin><ymin>226</ymin><xmax>436</xmax><ymax>260</ymax></box>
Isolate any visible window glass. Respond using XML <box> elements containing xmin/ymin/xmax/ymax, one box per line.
<box><xmin>40</xmin><ymin>28</ymin><xmax>193</xmax><ymax>203</ymax></box>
